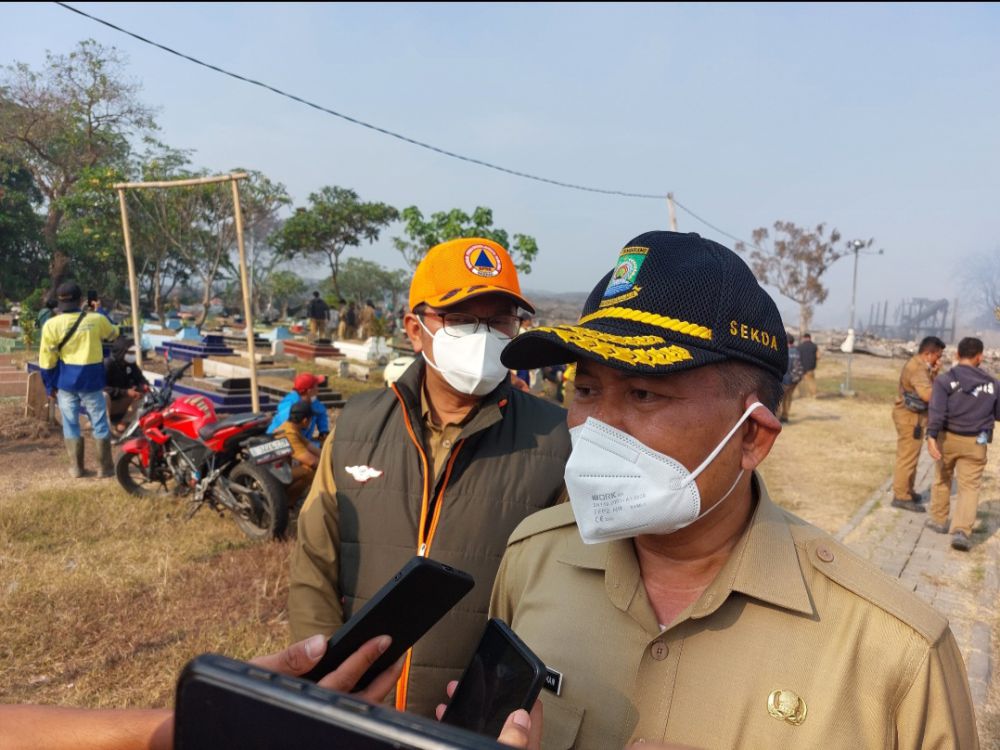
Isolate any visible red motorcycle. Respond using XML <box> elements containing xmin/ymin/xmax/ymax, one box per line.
<box><xmin>115</xmin><ymin>361</ymin><xmax>293</xmax><ymax>540</ymax></box>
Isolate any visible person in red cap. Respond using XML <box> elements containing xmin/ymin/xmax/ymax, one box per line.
<box><xmin>266</xmin><ymin>371</ymin><xmax>330</xmax><ymax>446</ymax></box>
<box><xmin>289</xmin><ymin>237</ymin><xmax>571</xmax><ymax>718</ymax></box>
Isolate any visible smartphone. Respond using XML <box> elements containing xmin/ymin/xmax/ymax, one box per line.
<box><xmin>441</xmin><ymin>618</ymin><xmax>546</xmax><ymax>738</ymax></box>
<box><xmin>175</xmin><ymin>653</ymin><xmax>504</xmax><ymax>749</ymax></box>
<box><xmin>301</xmin><ymin>556</ymin><xmax>474</xmax><ymax>686</ymax></box>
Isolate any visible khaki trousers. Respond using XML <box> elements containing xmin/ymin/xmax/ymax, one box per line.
<box><xmin>780</xmin><ymin>383</ymin><xmax>797</xmax><ymax>421</ymax></box>
<box><xmin>801</xmin><ymin>369</ymin><xmax>817</xmax><ymax>398</ymax></box>
<box><xmin>929</xmin><ymin>432</ymin><xmax>986</xmax><ymax>536</ymax></box>
<box><xmin>892</xmin><ymin>406</ymin><xmax>926</xmax><ymax>499</ymax></box>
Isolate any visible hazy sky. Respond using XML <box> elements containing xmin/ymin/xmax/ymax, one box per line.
<box><xmin>3</xmin><ymin>2</ymin><xmax>999</xmax><ymax>328</ymax></box>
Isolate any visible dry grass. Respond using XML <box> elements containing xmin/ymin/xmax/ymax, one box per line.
<box><xmin>1</xmin><ymin>349</ymin><xmax>996</xmax><ymax>744</ymax></box>
<box><xmin>758</xmin><ymin>352</ymin><xmax>900</xmax><ymax>533</ymax></box>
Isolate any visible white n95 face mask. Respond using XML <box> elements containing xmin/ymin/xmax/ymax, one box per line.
<box><xmin>419</xmin><ymin>318</ymin><xmax>509</xmax><ymax>397</ymax></box>
<box><xmin>564</xmin><ymin>402</ymin><xmax>763</xmax><ymax>544</ymax></box>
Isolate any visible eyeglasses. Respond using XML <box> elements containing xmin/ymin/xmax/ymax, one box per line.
<box><xmin>420</xmin><ymin>310</ymin><xmax>521</xmax><ymax>340</ymax></box>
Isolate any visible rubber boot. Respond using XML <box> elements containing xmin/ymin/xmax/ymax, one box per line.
<box><xmin>96</xmin><ymin>438</ymin><xmax>114</xmax><ymax>479</ymax></box>
<box><xmin>65</xmin><ymin>438</ymin><xmax>85</xmax><ymax>478</ymax></box>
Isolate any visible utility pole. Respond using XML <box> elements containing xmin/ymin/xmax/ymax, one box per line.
<box><xmin>841</xmin><ymin>240</ymin><xmax>863</xmax><ymax>396</ymax></box>
<box><xmin>667</xmin><ymin>193</ymin><xmax>677</xmax><ymax>231</ymax></box>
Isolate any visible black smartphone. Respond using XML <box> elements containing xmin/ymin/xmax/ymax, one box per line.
<box><xmin>175</xmin><ymin>653</ymin><xmax>504</xmax><ymax>749</ymax></box>
<box><xmin>441</xmin><ymin>618</ymin><xmax>546</xmax><ymax>738</ymax></box>
<box><xmin>301</xmin><ymin>556</ymin><xmax>474</xmax><ymax>686</ymax></box>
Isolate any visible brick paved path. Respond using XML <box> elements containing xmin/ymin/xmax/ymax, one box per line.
<box><xmin>838</xmin><ymin>449</ymin><xmax>999</xmax><ymax>742</ymax></box>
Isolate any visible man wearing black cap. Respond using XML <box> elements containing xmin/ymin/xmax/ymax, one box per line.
<box><xmin>103</xmin><ymin>337</ymin><xmax>149</xmax><ymax>433</ymax></box>
<box><xmin>39</xmin><ymin>282</ymin><xmax>119</xmax><ymax>477</ymax></box>
<box><xmin>491</xmin><ymin>232</ymin><xmax>976</xmax><ymax>749</ymax></box>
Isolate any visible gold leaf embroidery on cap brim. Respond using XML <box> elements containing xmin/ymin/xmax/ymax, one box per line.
<box><xmin>578</xmin><ymin>307</ymin><xmax>712</xmax><ymax>341</ymax></box>
<box><xmin>537</xmin><ymin>326</ymin><xmax>694</xmax><ymax>367</ymax></box>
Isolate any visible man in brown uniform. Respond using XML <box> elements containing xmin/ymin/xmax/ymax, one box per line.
<box><xmin>891</xmin><ymin>335</ymin><xmax>945</xmax><ymax>511</ymax></box>
<box><xmin>925</xmin><ymin>337</ymin><xmax>1000</xmax><ymax>551</ymax></box>
<box><xmin>273</xmin><ymin>399</ymin><xmax>320</xmax><ymax>506</ymax></box>
<box><xmin>288</xmin><ymin>237</ymin><xmax>570</xmax><ymax>718</ymax></box>
<box><xmin>493</xmin><ymin>232</ymin><xmax>977</xmax><ymax>749</ymax></box>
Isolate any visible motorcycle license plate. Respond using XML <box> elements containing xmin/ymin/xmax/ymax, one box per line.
<box><xmin>248</xmin><ymin>438</ymin><xmax>292</xmax><ymax>463</ymax></box>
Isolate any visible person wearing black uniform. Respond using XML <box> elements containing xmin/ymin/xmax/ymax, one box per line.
<box><xmin>104</xmin><ymin>337</ymin><xmax>148</xmax><ymax>433</ymax></box>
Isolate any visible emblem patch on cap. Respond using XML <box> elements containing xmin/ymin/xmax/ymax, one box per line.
<box><xmin>602</xmin><ymin>246</ymin><xmax>649</xmax><ymax>306</ymax></box>
<box><xmin>464</xmin><ymin>245</ymin><xmax>502</xmax><ymax>278</ymax></box>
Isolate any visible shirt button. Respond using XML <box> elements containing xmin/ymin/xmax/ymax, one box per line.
<box><xmin>442</xmin><ymin>439</ymin><xmax>452</xmax><ymax>448</ymax></box>
<box><xmin>816</xmin><ymin>545</ymin><xmax>835</xmax><ymax>563</ymax></box>
<box><xmin>650</xmin><ymin>640</ymin><xmax>669</xmax><ymax>660</ymax></box>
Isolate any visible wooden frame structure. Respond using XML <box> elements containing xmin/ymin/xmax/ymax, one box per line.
<box><xmin>113</xmin><ymin>172</ymin><xmax>261</xmax><ymax>412</ymax></box>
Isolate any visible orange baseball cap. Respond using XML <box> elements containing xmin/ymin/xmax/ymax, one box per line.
<box><xmin>408</xmin><ymin>237</ymin><xmax>535</xmax><ymax>313</ymax></box>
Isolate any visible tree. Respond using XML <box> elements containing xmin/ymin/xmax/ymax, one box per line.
<box><xmin>266</xmin><ymin>270</ymin><xmax>306</xmax><ymax>320</ymax></box>
<box><xmin>0</xmin><ymin>159</ymin><xmax>45</xmax><ymax>302</ymax></box>
<box><xmin>274</xmin><ymin>186</ymin><xmax>398</xmax><ymax>297</ymax></box>
<box><xmin>958</xmin><ymin>248</ymin><xmax>1000</xmax><ymax>328</ymax></box>
<box><xmin>333</xmin><ymin>257</ymin><xmax>410</xmax><ymax>310</ymax></box>
<box><xmin>0</xmin><ymin>39</ymin><xmax>156</xmax><ymax>289</ymax></box>
<box><xmin>735</xmin><ymin>222</ymin><xmax>867</xmax><ymax>335</ymax></box>
<box><xmin>392</xmin><ymin>205</ymin><xmax>539</xmax><ymax>274</ymax></box>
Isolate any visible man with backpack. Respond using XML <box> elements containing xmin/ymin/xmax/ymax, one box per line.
<box><xmin>39</xmin><ymin>282</ymin><xmax>119</xmax><ymax>478</ymax></box>
<box><xmin>779</xmin><ymin>333</ymin><xmax>803</xmax><ymax>423</ymax></box>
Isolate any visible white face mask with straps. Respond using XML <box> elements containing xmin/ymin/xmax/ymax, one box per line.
<box><xmin>564</xmin><ymin>402</ymin><xmax>763</xmax><ymax>544</ymax></box>
<box><xmin>418</xmin><ymin>318</ymin><xmax>510</xmax><ymax>397</ymax></box>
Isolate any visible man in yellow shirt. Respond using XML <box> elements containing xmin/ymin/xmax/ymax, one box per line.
<box><xmin>39</xmin><ymin>282</ymin><xmax>119</xmax><ymax>478</ymax></box>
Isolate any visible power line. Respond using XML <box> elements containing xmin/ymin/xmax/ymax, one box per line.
<box><xmin>54</xmin><ymin>1</ymin><xmax>762</xmax><ymax>248</ymax></box>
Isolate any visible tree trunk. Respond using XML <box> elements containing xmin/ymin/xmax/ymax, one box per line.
<box><xmin>153</xmin><ymin>265</ymin><xmax>164</xmax><ymax>325</ymax></box>
<box><xmin>798</xmin><ymin>303</ymin><xmax>813</xmax><ymax>338</ymax></box>
<box><xmin>44</xmin><ymin>206</ymin><xmax>68</xmax><ymax>291</ymax></box>
<box><xmin>327</xmin><ymin>249</ymin><xmax>341</xmax><ymax>298</ymax></box>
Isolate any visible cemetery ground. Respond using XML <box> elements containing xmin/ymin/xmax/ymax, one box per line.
<box><xmin>0</xmin><ymin>351</ymin><xmax>996</xmax><ymax>746</ymax></box>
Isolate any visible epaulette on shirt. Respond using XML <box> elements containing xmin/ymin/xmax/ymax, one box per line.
<box><xmin>787</xmin><ymin>517</ymin><xmax>949</xmax><ymax>645</ymax></box>
<box><xmin>507</xmin><ymin>503</ymin><xmax>576</xmax><ymax>546</ymax></box>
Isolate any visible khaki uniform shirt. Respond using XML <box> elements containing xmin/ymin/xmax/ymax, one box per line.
<box><xmin>894</xmin><ymin>354</ymin><xmax>937</xmax><ymax>418</ymax></box>
<box><xmin>273</xmin><ymin>420</ymin><xmax>316</xmax><ymax>466</ymax></box>
<box><xmin>288</xmin><ymin>388</ymin><xmax>471</xmax><ymax>641</ymax></box>
<box><xmin>491</xmin><ymin>475</ymin><xmax>978</xmax><ymax>749</ymax></box>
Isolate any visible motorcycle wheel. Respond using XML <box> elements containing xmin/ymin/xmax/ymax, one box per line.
<box><xmin>115</xmin><ymin>451</ymin><xmax>169</xmax><ymax>498</ymax></box>
<box><xmin>228</xmin><ymin>462</ymin><xmax>289</xmax><ymax>541</ymax></box>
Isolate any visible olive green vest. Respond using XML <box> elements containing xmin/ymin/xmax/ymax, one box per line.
<box><xmin>331</xmin><ymin>359</ymin><xmax>570</xmax><ymax>716</ymax></box>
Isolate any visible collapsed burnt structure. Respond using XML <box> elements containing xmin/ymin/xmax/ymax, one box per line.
<box><xmin>864</xmin><ymin>298</ymin><xmax>957</xmax><ymax>344</ymax></box>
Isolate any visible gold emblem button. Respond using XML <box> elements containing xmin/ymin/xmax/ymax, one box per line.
<box><xmin>767</xmin><ymin>689</ymin><xmax>807</xmax><ymax>725</ymax></box>
<box><xmin>650</xmin><ymin>640</ymin><xmax>669</xmax><ymax>661</ymax></box>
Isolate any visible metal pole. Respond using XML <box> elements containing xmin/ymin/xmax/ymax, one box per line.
<box><xmin>231</xmin><ymin>177</ymin><xmax>260</xmax><ymax>413</ymax></box>
<box><xmin>117</xmin><ymin>188</ymin><xmax>144</xmax><ymax>363</ymax></box>
<box><xmin>844</xmin><ymin>245</ymin><xmax>860</xmax><ymax>394</ymax></box>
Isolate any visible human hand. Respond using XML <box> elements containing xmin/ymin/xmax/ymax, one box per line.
<box><xmin>128</xmin><ymin>388</ymin><xmax>142</xmax><ymax>398</ymax></box>
<box><xmin>251</xmin><ymin>633</ymin><xmax>402</xmax><ymax>703</ymax></box>
<box><xmin>927</xmin><ymin>437</ymin><xmax>942</xmax><ymax>461</ymax></box>
<box><xmin>434</xmin><ymin>680</ymin><xmax>543</xmax><ymax>749</ymax></box>
<box><xmin>510</xmin><ymin>373</ymin><xmax>530</xmax><ymax>393</ymax></box>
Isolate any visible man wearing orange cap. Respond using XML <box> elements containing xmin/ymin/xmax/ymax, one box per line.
<box><xmin>288</xmin><ymin>237</ymin><xmax>571</xmax><ymax>718</ymax></box>
<box><xmin>266</xmin><ymin>371</ymin><xmax>330</xmax><ymax>445</ymax></box>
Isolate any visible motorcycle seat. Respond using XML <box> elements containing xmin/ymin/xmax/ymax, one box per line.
<box><xmin>198</xmin><ymin>413</ymin><xmax>268</xmax><ymax>441</ymax></box>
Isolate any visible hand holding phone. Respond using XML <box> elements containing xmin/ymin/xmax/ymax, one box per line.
<box><xmin>301</xmin><ymin>556</ymin><xmax>474</xmax><ymax>686</ymax></box>
<box><xmin>441</xmin><ymin>618</ymin><xmax>546</xmax><ymax>738</ymax></box>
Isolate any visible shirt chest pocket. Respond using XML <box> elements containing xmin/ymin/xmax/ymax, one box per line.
<box><xmin>540</xmin><ymin>698</ymin><xmax>585</xmax><ymax>750</ymax></box>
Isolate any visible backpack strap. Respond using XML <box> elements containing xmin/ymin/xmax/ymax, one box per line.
<box><xmin>56</xmin><ymin>311</ymin><xmax>88</xmax><ymax>354</ymax></box>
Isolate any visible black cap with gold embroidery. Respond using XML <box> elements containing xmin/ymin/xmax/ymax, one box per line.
<box><xmin>501</xmin><ymin>231</ymin><xmax>788</xmax><ymax>379</ymax></box>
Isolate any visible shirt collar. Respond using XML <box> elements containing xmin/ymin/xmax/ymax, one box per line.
<box><xmin>557</xmin><ymin>472</ymin><xmax>814</xmax><ymax>619</ymax></box>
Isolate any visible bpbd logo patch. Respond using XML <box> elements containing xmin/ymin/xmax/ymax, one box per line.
<box><xmin>603</xmin><ymin>246</ymin><xmax>649</xmax><ymax>299</ymax></box>
<box><xmin>464</xmin><ymin>244</ymin><xmax>502</xmax><ymax>278</ymax></box>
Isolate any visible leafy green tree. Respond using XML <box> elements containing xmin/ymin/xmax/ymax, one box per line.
<box><xmin>735</xmin><ymin>221</ymin><xmax>868</xmax><ymax>335</ymax></box>
<box><xmin>267</xmin><ymin>270</ymin><xmax>307</xmax><ymax>320</ymax></box>
<box><xmin>392</xmin><ymin>206</ymin><xmax>539</xmax><ymax>274</ymax></box>
<box><xmin>274</xmin><ymin>186</ymin><xmax>398</xmax><ymax>297</ymax></box>
<box><xmin>0</xmin><ymin>159</ymin><xmax>45</xmax><ymax>302</ymax></box>
<box><xmin>0</xmin><ymin>39</ymin><xmax>156</xmax><ymax>289</ymax></box>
